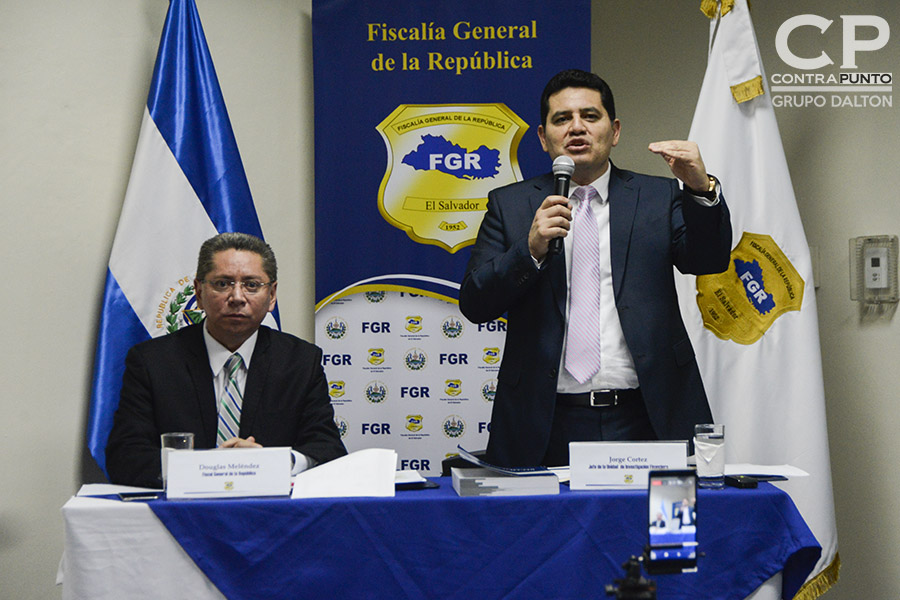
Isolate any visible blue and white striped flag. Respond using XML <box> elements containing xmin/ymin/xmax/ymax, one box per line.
<box><xmin>88</xmin><ymin>0</ymin><xmax>277</xmax><ymax>475</ymax></box>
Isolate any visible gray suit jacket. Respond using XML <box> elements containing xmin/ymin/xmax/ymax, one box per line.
<box><xmin>459</xmin><ymin>164</ymin><xmax>732</xmax><ymax>467</ymax></box>
<box><xmin>106</xmin><ymin>324</ymin><xmax>347</xmax><ymax>487</ymax></box>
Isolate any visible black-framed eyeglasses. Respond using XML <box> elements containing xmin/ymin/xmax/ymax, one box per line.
<box><xmin>200</xmin><ymin>279</ymin><xmax>274</xmax><ymax>295</ymax></box>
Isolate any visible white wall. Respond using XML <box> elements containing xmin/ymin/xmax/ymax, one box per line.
<box><xmin>0</xmin><ymin>1</ymin><xmax>313</xmax><ymax>597</ymax></box>
<box><xmin>0</xmin><ymin>1</ymin><xmax>896</xmax><ymax>598</ymax></box>
<box><xmin>596</xmin><ymin>2</ymin><xmax>900</xmax><ymax>598</ymax></box>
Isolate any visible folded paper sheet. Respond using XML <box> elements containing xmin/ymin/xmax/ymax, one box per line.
<box><xmin>291</xmin><ymin>448</ymin><xmax>397</xmax><ymax>499</ymax></box>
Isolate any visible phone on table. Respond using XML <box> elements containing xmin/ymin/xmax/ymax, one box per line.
<box><xmin>118</xmin><ymin>491</ymin><xmax>162</xmax><ymax>502</ymax></box>
<box><xmin>646</xmin><ymin>469</ymin><xmax>698</xmax><ymax>575</ymax></box>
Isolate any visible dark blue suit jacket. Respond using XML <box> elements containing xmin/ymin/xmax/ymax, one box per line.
<box><xmin>106</xmin><ymin>324</ymin><xmax>347</xmax><ymax>487</ymax></box>
<box><xmin>459</xmin><ymin>164</ymin><xmax>732</xmax><ymax>467</ymax></box>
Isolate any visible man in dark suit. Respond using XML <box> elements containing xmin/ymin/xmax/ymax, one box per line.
<box><xmin>106</xmin><ymin>233</ymin><xmax>346</xmax><ymax>487</ymax></box>
<box><xmin>459</xmin><ymin>69</ymin><xmax>732</xmax><ymax>467</ymax></box>
<box><xmin>674</xmin><ymin>498</ymin><xmax>697</xmax><ymax>529</ymax></box>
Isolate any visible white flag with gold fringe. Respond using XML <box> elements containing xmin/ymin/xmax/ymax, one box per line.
<box><xmin>677</xmin><ymin>1</ymin><xmax>839</xmax><ymax>597</ymax></box>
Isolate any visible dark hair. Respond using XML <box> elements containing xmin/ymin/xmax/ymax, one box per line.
<box><xmin>540</xmin><ymin>69</ymin><xmax>616</xmax><ymax>125</ymax></box>
<box><xmin>196</xmin><ymin>232</ymin><xmax>277</xmax><ymax>283</ymax></box>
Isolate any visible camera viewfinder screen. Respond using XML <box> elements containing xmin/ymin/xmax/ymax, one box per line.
<box><xmin>648</xmin><ymin>471</ymin><xmax>697</xmax><ymax>568</ymax></box>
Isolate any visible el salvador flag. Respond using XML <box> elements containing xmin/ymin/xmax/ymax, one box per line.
<box><xmin>88</xmin><ymin>0</ymin><xmax>278</xmax><ymax>475</ymax></box>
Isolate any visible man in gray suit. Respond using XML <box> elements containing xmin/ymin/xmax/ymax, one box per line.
<box><xmin>460</xmin><ymin>69</ymin><xmax>732</xmax><ymax>467</ymax></box>
<box><xmin>106</xmin><ymin>233</ymin><xmax>346</xmax><ymax>487</ymax></box>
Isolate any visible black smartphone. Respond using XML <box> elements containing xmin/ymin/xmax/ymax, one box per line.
<box><xmin>646</xmin><ymin>469</ymin><xmax>698</xmax><ymax>574</ymax></box>
<box><xmin>725</xmin><ymin>474</ymin><xmax>758</xmax><ymax>489</ymax></box>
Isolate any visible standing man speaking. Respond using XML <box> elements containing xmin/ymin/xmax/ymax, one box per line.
<box><xmin>460</xmin><ymin>69</ymin><xmax>732</xmax><ymax>468</ymax></box>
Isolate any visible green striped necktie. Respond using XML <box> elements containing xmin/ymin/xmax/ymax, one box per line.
<box><xmin>216</xmin><ymin>353</ymin><xmax>244</xmax><ymax>446</ymax></box>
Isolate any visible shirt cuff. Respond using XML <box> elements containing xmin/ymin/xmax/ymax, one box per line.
<box><xmin>291</xmin><ymin>450</ymin><xmax>316</xmax><ymax>475</ymax></box>
<box><xmin>687</xmin><ymin>176</ymin><xmax>721</xmax><ymax>207</ymax></box>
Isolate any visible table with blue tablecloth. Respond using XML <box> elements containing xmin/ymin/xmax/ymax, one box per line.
<box><xmin>60</xmin><ymin>478</ymin><xmax>819</xmax><ymax>600</ymax></box>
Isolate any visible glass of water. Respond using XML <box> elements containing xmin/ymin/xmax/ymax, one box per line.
<box><xmin>694</xmin><ymin>424</ymin><xmax>725</xmax><ymax>489</ymax></box>
<box><xmin>161</xmin><ymin>432</ymin><xmax>194</xmax><ymax>490</ymax></box>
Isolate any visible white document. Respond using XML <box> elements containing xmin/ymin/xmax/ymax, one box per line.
<box><xmin>292</xmin><ymin>448</ymin><xmax>397</xmax><ymax>499</ymax></box>
<box><xmin>394</xmin><ymin>469</ymin><xmax>427</xmax><ymax>485</ymax></box>
<box><xmin>76</xmin><ymin>484</ymin><xmax>162</xmax><ymax>496</ymax></box>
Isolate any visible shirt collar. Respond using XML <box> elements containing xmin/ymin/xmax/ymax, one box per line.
<box><xmin>571</xmin><ymin>160</ymin><xmax>611</xmax><ymax>204</ymax></box>
<box><xmin>202</xmin><ymin>322</ymin><xmax>259</xmax><ymax>376</ymax></box>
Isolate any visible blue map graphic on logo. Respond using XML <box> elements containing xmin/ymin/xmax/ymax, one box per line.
<box><xmin>734</xmin><ymin>259</ymin><xmax>776</xmax><ymax>315</ymax></box>
<box><xmin>402</xmin><ymin>134</ymin><xmax>500</xmax><ymax>180</ymax></box>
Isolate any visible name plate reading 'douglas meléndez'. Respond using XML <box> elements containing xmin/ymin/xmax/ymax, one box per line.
<box><xmin>569</xmin><ymin>441</ymin><xmax>688</xmax><ymax>490</ymax></box>
<box><xmin>166</xmin><ymin>447</ymin><xmax>292</xmax><ymax>499</ymax></box>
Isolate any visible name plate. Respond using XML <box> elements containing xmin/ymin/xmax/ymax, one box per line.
<box><xmin>569</xmin><ymin>441</ymin><xmax>688</xmax><ymax>490</ymax></box>
<box><xmin>166</xmin><ymin>447</ymin><xmax>292</xmax><ymax>499</ymax></box>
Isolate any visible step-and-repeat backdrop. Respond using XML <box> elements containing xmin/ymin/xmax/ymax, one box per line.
<box><xmin>312</xmin><ymin>0</ymin><xmax>589</xmax><ymax>475</ymax></box>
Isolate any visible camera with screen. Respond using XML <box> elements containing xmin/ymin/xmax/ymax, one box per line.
<box><xmin>605</xmin><ymin>469</ymin><xmax>699</xmax><ymax>599</ymax></box>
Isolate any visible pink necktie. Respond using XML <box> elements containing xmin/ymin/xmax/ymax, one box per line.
<box><xmin>565</xmin><ymin>186</ymin><xmax>602</xmax><ymax>384</ymax></box>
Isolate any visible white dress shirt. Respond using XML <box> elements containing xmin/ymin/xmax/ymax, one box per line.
<box><xmin>556</xmin><ymin>165</ymin><xmax>639</xmax><ymax>393</ymax></box>
<box><xmin>551</xmin><ymin>162</ymin><xmax>721</xmax><ymax>394</ymax></box>
<box><xmin>202</xmin><ymin>323</ymin><xmax>311</xmax><ymax>474</ymax></box>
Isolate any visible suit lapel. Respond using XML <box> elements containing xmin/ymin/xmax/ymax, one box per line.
<box><xmin>239</xmin><ymin>326</ymin><xmax>271</xmax><ymax>437</ymax></box>
<box><xmin>608</xmin><ymin>165</ymin><xmax>639</xmax><ymax>301</ymax></box>
<box><xmin>184</xmin><ymin>325</ymin><xmax>218</xmax><ymax>447</ymax></box>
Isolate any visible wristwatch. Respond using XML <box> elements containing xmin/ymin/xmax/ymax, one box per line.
<box><xmin>688</xmin><ymin>174</ymin><xmax>718</xmax><ymax>200</ymax></box>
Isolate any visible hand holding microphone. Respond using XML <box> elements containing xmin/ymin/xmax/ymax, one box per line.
<box><xmin>547</xmin><ymin>156</ymin><xmax>575</xmax><ymax>256</ymax></box>
<box><xmin>527</xmin><ymin>155</ymin><xmax>575</xmax><ymax>261</ymax></box>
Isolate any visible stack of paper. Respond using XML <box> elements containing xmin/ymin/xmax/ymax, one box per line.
<box><xmin>451</xmin><ymin>467</ymin><xmax>559</xmax><ymax>497</ymax></box>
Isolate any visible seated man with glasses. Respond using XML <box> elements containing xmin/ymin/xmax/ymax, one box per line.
<box><xmin>106</xmin><ymin>232</ymin><xmax>347</xmax><ymax>488</ymax></box>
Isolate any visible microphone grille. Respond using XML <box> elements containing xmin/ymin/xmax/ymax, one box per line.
<box><xmin>552</xmin><ymin>155</ymin><xmax>575</xmax><ymax>177</ymax></box>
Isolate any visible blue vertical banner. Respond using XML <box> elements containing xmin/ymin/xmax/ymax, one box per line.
<box><xmin>312</xmin><ymin>1</ymin><xmax>589</xmax><ymax>473</ymax></box>
<box><xmin>88</xmin><ymin>0</ymin><xmax>276</xmax><ymax>475</ymax></box>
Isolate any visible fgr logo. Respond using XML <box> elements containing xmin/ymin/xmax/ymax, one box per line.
<box><xmin>405</xmin><ymin>315</ymin><xmax>423</xmax><ymax>333</ymax></box>
<box><xmin>405</xmin><ymin>415</ymin><xmax>423</xmax><ymax>432</ymax></box>
<box><xmin>368</xmin><ymin>348</ymin><xmax>386</xmax><ymax>365</ymax></box>
<box><xmin>445</xmin><ymin>379</ymin><xmax>462</xmax><ymax>396</ymax></box>
<box><xmin>772</xmin><ymin>14</ymin><xmax>892</xmax><ymax>109</ymax></box>
<box><xmin>328</xmin><ymin>380</ymin><xmax>345</xmax><ymax>398</ymax></box>
<box><xmin>399</xmin><ymin>458</ymin><xmax>431</xmax><ymax>471</ymax></box>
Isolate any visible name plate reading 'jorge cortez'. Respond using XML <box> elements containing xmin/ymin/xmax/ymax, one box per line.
<box><xmin>166</xmin><ymin>447</ymin><xmax>292</xmax><ymax>499</ymax></box>
<box><xmin>569</xmin><ymin>442</ymin><xmax>688</xmax><ymax>490</ymax></box>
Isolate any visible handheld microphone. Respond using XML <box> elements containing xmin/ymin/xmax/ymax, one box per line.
<box><xmin>548</xmin><ymin>155</ymin><xmax>575</xmax><ymax>256</ymax></box>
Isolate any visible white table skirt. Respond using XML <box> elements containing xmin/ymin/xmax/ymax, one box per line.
<box><xmin>59</xmin><ymin>496</ymin><xmax>224</xmax><ymax>600</ymax></box>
